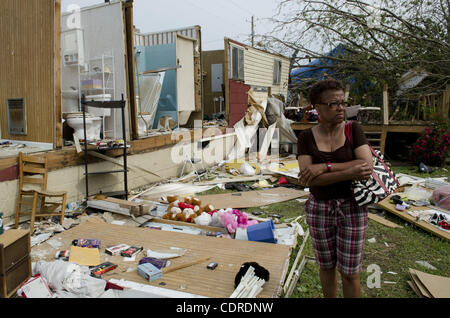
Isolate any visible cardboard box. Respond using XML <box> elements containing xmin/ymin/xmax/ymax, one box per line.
<box><xmin>18</xmin><ymin>275</ymin><xmax>53</xmax><ymax>298</ymax></box>
<box><xmin>105</xmin><ymin>244</ymin><xmax>130</xmax><ymax>256</ymax></box>
<box><xmin>137</xmin><ymin>263</ymin><xmax>162</xmax><ymax>282</ymax></box>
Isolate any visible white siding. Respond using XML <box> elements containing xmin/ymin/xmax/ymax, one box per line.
<box><xmin>243</xmin><ymin>47</ymin><xmax>289</xmax><ymax>97</ymax></box>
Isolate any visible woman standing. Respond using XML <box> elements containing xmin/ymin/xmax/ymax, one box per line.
<box><xmin>297</xmin><ymin>79</ymin><xmax>373</xmax><ymax>298</ymax></box>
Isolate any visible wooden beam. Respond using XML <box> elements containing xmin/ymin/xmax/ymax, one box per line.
<box><xmin>123</xmin><ymin>0</ymin><xmax>138</xmax><ymax>141</ymax></box>
<box><xmin>54</xmin><ymin>0</ymin><xmax>62</xmax><ymax>149</ymax></box>
<box><xmin>368</xmin><ymin>212</ymin><xmax>402</xmax><ymax>228</ymax></box>
<box><xmin>284</xmin><ymin>256</ymin><xmax>307</xmax><ymax>298</ymax></box>
<box><xmin>224</xmin><ymin>38</ymin><xmax>230</xmax><ymax>125</ymax></box>
<box><xmin>283</xmin><ymin>228</ymin><xmax>309</xmax><ymax>295</ymax></box>
<box><xmin>380</xmin><ymin>125</ymin><xmax>388</xmax><ymax>155</ymax></box>
<box><xmin>443</xmin><ymin>84</ymin><xmax>450</xmax><ymax>119</ymax></box>
<box><xmin>194</xmin><ymin>27</ymin><xmax>203</xmax><ymax>113</ymax></box>
<box><xmin>383</xmin><ymin>84</ymin><xmax>389</xmax><ymax>125</ymax></box>
<box><xmin>291</xmin><ymin>122</ymin><xmax>426</xmax><ymax>134</ymax></box>
<box><xmin>344</xmin><ymin>84</ymin><xmax>350</xmax><ymax>101</ymax></box>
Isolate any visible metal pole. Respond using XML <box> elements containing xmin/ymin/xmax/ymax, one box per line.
<box><xmin>82</xmin><ymin>95</ymin><xmax>89</xmax><ymax>201</ymax></box>
<box><xmin>121</xmin><ymin>94</ymin><xmax>128</xmax><ymax>200</ymax></box>
<box><xmin>251</xmin><ymin>16</ymin><xmax>254</xmax><ymax>47</ymax></box>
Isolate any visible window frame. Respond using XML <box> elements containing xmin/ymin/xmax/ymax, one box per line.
<box><xmin>229</xmin><ymin>44</ymin><xmax>244</xmax><ymax>81</ymax></box>
<box><xmin>273</xmin><ymin>59</ymin><xmax>282</xmax><ymax>85</ymax></box>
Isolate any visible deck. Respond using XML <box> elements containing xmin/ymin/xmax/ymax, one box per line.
<box><xmin>291</xmin><ymin>121</ymin><xmax>430</xmax><ymax>154</ymax></box>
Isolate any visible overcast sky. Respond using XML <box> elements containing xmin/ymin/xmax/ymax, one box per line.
<box><xmin>61</xmin><ymin>0</ymin><xmax>280</xmax><ymax>51</ymax></box>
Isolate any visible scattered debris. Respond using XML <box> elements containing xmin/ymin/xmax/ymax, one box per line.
<box><xmin>415</xmin><ymin>260</ymin><xmax>437</xmax><ymax>271</ymax></box>
<box><xmin>408</xmin><ymin>268</ymin><xmax>450</xmax><ymax>298</ymax></box>
<box><xmin>230</xmin><ymin>265</ymin><xmax>267</xmax><ymax>298</ymax></box>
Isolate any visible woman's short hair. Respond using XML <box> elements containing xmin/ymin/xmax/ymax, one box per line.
<box><xmin>309</xmin><ymin>79</ymin><xmax>344</xmax><ymax>105</ymax></box>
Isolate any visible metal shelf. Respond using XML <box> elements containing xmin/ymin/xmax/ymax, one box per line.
<box><xmin>81</xmin><ymin>94</ymin><xmax>128</xmax><ymax>201</ymax></box>
<box><xmin>86</xmin><ymin>170</ymin><xmax>127</xmax><ymax>175</ymax></box>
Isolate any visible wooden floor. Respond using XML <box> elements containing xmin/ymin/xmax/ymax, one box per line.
<box><xmin>31</xmin><ymin>220</ymin><xmax>292</xmax><ymax>298</ymax></box>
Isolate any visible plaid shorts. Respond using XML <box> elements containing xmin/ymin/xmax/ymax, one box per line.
<box><xmin>305</xmin><ymin>194</ymin><xmax>368</xmax><ymax>276</ymax></box>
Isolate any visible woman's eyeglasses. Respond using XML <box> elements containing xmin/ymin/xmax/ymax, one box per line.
<box><xmin>318</xmin><ymin>101</ymin><xmax>349</xmax><ymax>109</ymax></box>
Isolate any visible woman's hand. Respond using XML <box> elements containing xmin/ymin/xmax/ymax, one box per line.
<box><xmin>298</xmin><ymin>163</ymin><xmax>327</xmax><ymax>186</ymax></box>
<box><xmin>347</xmin><ymin>162</ymin><xmax>373</xmax><ymax>181</ymax></box>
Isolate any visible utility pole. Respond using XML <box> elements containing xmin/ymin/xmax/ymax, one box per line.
<box><xmin>251</xmin><ymin>16</ymin><xmax>254</xmax><ymax>47</ymax></box>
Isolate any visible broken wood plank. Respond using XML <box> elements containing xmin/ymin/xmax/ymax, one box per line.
<box><xmin>285</xmin><ymin>256</ymin><xmax>307</xmax><ymax>298</ymax></box>
<box><xmin>161</xmin><ymin>257</ymin><xmax>210</xmax><ymax>274</ymax></box>
<box><xmin>368</xmin><ymin>212</ymin><xmax>402</xmax><ymax>228</ymax></box>
<box><xmin>74</xmin><ymin>133</ymin><xmax>82</xmax><ymax>153</ymax></box>
<box><xmin>101</xmin><ymin>197</ymin><xmax>144</xmax><ymax>216</ymax></box>
<box><xmin>86</xmin><ymin>199</ymin><xmax>131</xmax><ymax>216</ymax></box>
<box><xmin>283</xmin><ymin>228</ymin><xmax>309</xmax><ymax>295</ymax></box>
<box><xmin>383</xmin><ymin>84</ymin><xmax>389</xmax><ymax>125</ymax></box>
<box><xmin>193</xmin><ymin>175</ymin><xmax>271</xmax><ymax>186</ymax></box>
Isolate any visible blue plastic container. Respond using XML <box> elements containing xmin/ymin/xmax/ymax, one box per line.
<box><xmin>246</xmin><ymin>219</ymin><xmax>277</xmax><ymax>243</ymax></box>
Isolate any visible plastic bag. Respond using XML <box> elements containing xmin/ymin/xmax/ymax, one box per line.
<box><xmin>33</xmin><ymin>260</ymin><xmax>106</xmax><ymax>298</ymax></box>
<box><xmin>239</xmin><ymin>162</ymin><xmax>256</xmax><ymax>176</ymax></box>
<box><xmin>432</xmin><ymin>185</ymin><xmax>450</xmax><ymax>210</ymax></box>
<box><xmin>404</xmin><ymin>184</ymin><xmax>433</xmax><ymax>201</ymax></box>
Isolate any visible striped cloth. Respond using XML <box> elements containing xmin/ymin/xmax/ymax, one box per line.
<box><xmin>305</xmin><ymin>194</ymin><xmax>368</xmax><ymax>276</ymax></box>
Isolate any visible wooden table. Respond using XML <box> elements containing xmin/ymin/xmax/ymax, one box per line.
<box><xmin>377</xmin><ymin>197</ymin><xmax>450</xmax><ymax>242</ymax></box>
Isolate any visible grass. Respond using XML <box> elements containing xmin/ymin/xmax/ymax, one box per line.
<box><xmin>197</xmin><ymin>164</ymin><xmax>450</xmax><ymax>298</ymax></box>
<box><xmin>391</xmin><ymin>163</ymin><xmax>449</xmax><ymax>178</ymax></box>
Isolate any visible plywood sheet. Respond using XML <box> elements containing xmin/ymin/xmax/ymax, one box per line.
<box><xmin>196</xmin><ymin>187</ymin><xmax>309</xmax><ymax>209</ymax></box>
<box><xmin>140</xmin><ymin>183</ymin><xmax>216</xmax><ymax>201</ymax></box>
<box><xmin>0</xmin><ymin>0</ymin><xmax>55</xmax><ymax>143</ymax></box>
<box><xmin>377</xmin><ymin>197</ymin><xmax>450</xmax><ymax>241</ymax></box>
<box><xmin>30</xmin><ymin>220</ymin><xmax>291</xmax><ymax>298</ymax></box>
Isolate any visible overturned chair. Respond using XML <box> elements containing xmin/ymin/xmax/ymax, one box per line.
<box><xmin>15</xmin><ymin>152</ymin><xmax>67</xmax><ymax>233</ymax></box>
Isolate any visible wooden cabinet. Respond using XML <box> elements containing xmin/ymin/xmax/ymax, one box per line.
<box><xmin>0</xmin><ymin>229</ymin><xmax>31</xmax><ymax>298</ymax></box>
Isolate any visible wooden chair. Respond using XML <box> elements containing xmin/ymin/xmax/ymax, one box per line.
<box><xmin>15</xmin><ymin>152</ymin><xmax>67</xmax><ymax>234</ymax></box>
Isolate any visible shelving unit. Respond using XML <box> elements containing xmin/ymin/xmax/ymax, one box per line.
<box><xmin>80</xmin><ymin>54</ymin><xmax>115</xmax><ymax>138</ymax></box>
<box><xmin>61</xmin><ymin>28</ymin><xmax>86</xmax><ymax>113</ymax></box>
<box><xmin>81</xmin><ymin>94</ymin><xmax>128</xmax><ymax>201</ymax></box>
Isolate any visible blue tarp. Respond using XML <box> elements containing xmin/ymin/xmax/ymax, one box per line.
<box><xmin>290</xmin><ymin>44</ymin><xmax>345</xmax><ymax>83</ymax></box>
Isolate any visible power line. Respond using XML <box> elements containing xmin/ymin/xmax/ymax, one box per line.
<box><xmin>183</xmin><ymin>0</ymin><xmax>246</xmax><ymax>26</ymax></box>
<box><xmin>227</xmin><ymin>0</ymin><xmax>254</xmax><ymax>16</ymax></box>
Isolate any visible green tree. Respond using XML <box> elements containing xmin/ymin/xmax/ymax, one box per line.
<box><xmin>258</xmin><ymin>0</ymin><xmax>450</xmax><ymax>108</ymax></box>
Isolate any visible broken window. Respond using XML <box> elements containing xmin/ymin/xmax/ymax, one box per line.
<box><xmin>230</xmin><ymin>45</ymin><xmax>244</xmax><ymax>81</ymax></box>
<box><xmin>7</xmin><ymin>98</ymin><xmax>27</xmax><ymax>135</ymax></box>
<box><xmin>273</xmin><ymin>59</ymin><xmax>282</xmax><ymax>85</ymax></box>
